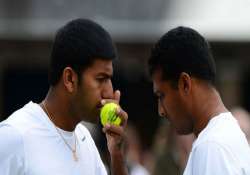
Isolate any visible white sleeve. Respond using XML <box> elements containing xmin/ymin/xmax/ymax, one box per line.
<box><xmin>191</xmin><ymin>141</ymin><xmax>241</xmax><ymax>175</ymax></box>
<box><xmin>87</xmin><ymin>133</ymin><xmax>108</xmax><ymax>175</ymax></box>
<box><xmin>92</xmin><ymin>143</ymin><xmax>108</xmax><ymax>175</ymax></box>
<box><xmin>76</xmin><ymin>124</ymin><xmax>107</xmax><ymax>175</ymax></box>
<box><xmin>0</xmin><ymin>124</ymin><xmax>25</xmax><ymax>175</ymax></box>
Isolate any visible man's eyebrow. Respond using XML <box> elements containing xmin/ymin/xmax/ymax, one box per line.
<box><xmin>97</xmin><ymin>72</ymin><xmax>113</xmax><ymax>78</ymax></box>
<box><xmin>154</xmin><ymin>90</ymin><xmax>161</xmax><ymax>96</ymax></box>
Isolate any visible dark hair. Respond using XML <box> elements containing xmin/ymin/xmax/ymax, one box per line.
<box><xmin>148</xmin><ymin>26</ymin><xmax>216</xmax><ymax>87</ymax></box>
<box><xmin>49</xmin><ymin>18</ymin><xmax>117</xmax><ymax>86</ymax></box>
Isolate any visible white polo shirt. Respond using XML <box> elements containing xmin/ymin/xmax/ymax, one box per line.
<box><xmin>184</xmin><ymin>112</ymin><xmax>250</xmax><ymax>175</ymax></box>
<box><xmin>0</xmin><ymin>101</ymin><xmax>107</xmax><ymax>175</ymax></box>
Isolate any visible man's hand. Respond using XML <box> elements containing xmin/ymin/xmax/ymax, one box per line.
<box><xmin>101</xmin><ymin>90</ymin><xmax>128</xmax><ymax>175</ymax></box>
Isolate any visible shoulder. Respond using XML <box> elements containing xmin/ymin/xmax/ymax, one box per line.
<box><xmin>0</xmin><ymin>124</ymin><xmax>27</xmax><ymax>174</ymax></box>
<box><xmin>75</xmin><ymin>123</ymin><xmax>96</xmax><ymax>145</ymax></box>
<box><xmin>189</xmin><ymin>141</ymin><xmax>244</xmax><ymax>174</ymax></box>
<box><xmin>188</xmin><ymin>112</ymin><xmax>250</xmax><ymax>174</ymax></box>
<box><xmin>0</xmin><ymin>124</ymin><xmax>24</xmax><ymax>160</ymax></box>
<box><xmin>2</xmin><ymin>102</ymin><xmax>46</xmax><ymax>134</ymax></box>
<box><xmin>195</xmin><ymin>112</ymin><xmax>247</xmax><ymax>146</ymax></box>
<box><xmin>193</xmin><ymin>140</ymin><xmax>232</xmax><ymax>157</ymax></box>
<box><xmin>75</xmin><ymin>123</ymin><xmax>107</xmax><ymax>173</ymax></box>
<box><xmin>75</xmin><ymin>122</ymin><xmax>93</xmax><ymax>138</ymax></box>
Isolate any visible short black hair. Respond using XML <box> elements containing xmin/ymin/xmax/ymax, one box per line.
<box><xmin>49</xmin><ymin>18</ymin><xmax>117</xmax><ymax>86</ymax></box>
<box><xmin>148</xmin><ymin>26</ymin><xmax>216</xmax><ymax>87</ymax></box>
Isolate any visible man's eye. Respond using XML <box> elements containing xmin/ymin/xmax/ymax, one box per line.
<box><xmin>97</xmin><ymin>78</ymin><xmax>105</xmax><ymax>81</ymax></box>
<box><xmin>97</xmin><ymin>77</ymin><xmax>109</xmax><ymax>82</ymax></box>
<box><xmin>155</xmin><ymin>93</ymin><xmax>164</xmax><ymax>100</ymax></box>
<box><xmin>158</xmin><ymin>94</ymin><xmax>165</xmax><ymax>100</ymax></box>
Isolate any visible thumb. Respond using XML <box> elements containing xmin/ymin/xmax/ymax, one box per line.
<box><xmin>114</xmin><ymin>90</ymin><xmax>121</xmax><ymax>103</ymax></box>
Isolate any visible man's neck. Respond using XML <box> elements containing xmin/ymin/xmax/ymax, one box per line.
<box><xmin>193</xmin><ymin>88</ymin><xmax>228</xmax><ymax>137</ymax></box>
<box><xmin>41</xmin><ymin>88</ymin><xmax>80</xmax><ymax>131</ymax></box>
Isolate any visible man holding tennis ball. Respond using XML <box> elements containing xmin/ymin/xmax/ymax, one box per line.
<box><xmin>0</xmin><ymin>19</ymin><xmax>128</xmax><ymax>175</ymax></box>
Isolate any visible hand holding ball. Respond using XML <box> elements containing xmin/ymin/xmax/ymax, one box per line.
<box><xmin>100</xmin><ymin>103</ymin><xmax>121</xmax><ymax>126</ymax></box>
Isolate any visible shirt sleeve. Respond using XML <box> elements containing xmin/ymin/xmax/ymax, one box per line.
<box><xmin>76</xmin><ymin>124</ymin><xmax>108</xmax><ymax>175</ymax></box>
<box><xmin>93</xmin><ymin>146</ymin><xmax>108</xmax><ymax>175</ymax></box>
<box><xmin>87</xmin><ymin>132</ymin><xmax>108</xmax><ymax>175</ymax></box>
<box><xmin>0</xmin><ymin>124</ymin><xmax>25</xmax><ymax>175</ymax></box>
<box><xmin>191</xmin><ymin>141</ymin><xmax>241</xmax><ymax>175</ymax></box>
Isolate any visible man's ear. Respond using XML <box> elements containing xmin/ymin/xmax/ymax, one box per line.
<box><xmin>178</xmin><ymin>72</ymin><xmax>192</xmax><ymax>96</ymax></box>
<box><xmin>62</xmin><ymin>67</ymin><xmax>78</xmax><ymax>93</ymax></box>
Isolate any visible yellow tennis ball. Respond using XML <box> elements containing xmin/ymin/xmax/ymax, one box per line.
<box><xmin>100</xmin><ymin>103</ymin><xmax>121</xmax><ymax>126</ymax></box>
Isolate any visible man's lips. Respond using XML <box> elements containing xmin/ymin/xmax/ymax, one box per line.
<box><xmin>164</xmin><ymin>115</ymin><xmax>171</xmax><ymax>123</ymax></box>
<box><xmin>96</xmin><ymin>103</ymin><xmax>103</xmax><ymax>109</ymax></box>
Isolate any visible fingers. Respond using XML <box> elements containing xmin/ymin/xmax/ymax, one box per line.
<box><xmin>101</xmin><ymin>90</ymin><xmax>121</xmax><ymax>105</ymax></box>
<box><xmin>116</xmin><ymin>108</ymin><xmax>128</xmax><ymax>127</ymax></box>
<box><xmin>101</xmin><ymin>99</ymin><xmax>117</xmax><ymax>106</ymax></box>
<box><xmin>102</xmin><ymin>124</ymin><xmax>125</xmax><ymax>137</ymax></box>
<box><xmin>114</xmin><ymin>90</ymin><xmax>121</xmax><ymax>103</ymax></box>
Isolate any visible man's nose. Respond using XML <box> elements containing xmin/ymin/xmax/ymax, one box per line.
<box><xmin>102</xmin><ymin>80</ymin><xmax>114</xmax><ymax>99</ymax></box>
<box><xmin>158</xmin><ymin>100</ymin><xmax>165</xmax><ymax>117</ymax></box>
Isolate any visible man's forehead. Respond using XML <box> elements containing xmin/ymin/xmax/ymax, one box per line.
<box><xmin>89</xmin><ymin>58</ymin><xmax>113</xmax><ymax>73</ymax></box>
<box><xmin>152</xmin><ymin>70</ymin><xmax>163</xmax><ymax>93</ymax></box>
<box><xmin>152</xmin><ymin>69</ymin><xmax>163</xmax><ymax>83</ymax></box>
